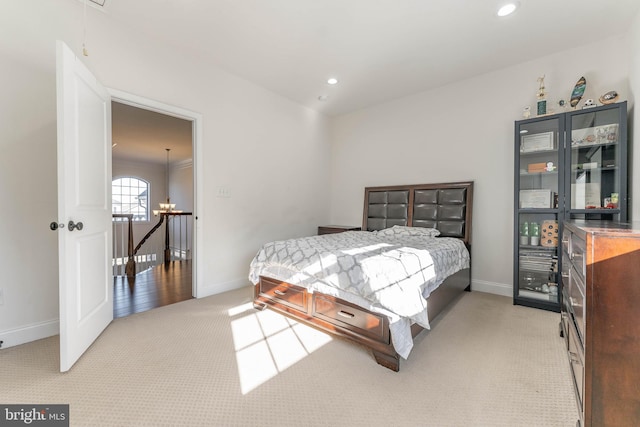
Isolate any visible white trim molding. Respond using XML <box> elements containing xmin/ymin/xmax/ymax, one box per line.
<box><xmin>471</xmin><ymin>279</ymin><xmax>512</xmax><ymax>297</ymax></box>
<box><xmin>0</xmin><ymin>320</ymin><xmax>59</xmax><ymax>349</ymax></box>
<box><xmin>107</xmin><ymin>88</ymin><xmax>204</xmax><ymax>299</ymax></box>
<box><xmin>198</xmin><ymin>279</ymin><xmax>251</xmax><ymax>299</ymax></box>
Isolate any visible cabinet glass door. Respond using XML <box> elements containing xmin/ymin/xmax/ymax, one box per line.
<box><xmin>515</xmin><ymin>116</ymin><xmax>562</xmax><ymax>309</ymax></box>
<box><xmin>518</xmin><ymin>118</ymin><xmax>560</xmax><ymax>203</ymax></box>
<box><xmin>567</xmin><ymin>104</ymin><xmax>627</xmax><ymax>221</ymax></box>
<box><xmin>517</xmin><ymin>213</ymin><xmax>560</xmax><ymax>304</ymax></box>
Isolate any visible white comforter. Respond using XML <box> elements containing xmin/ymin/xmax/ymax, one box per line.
<box><xmin>248</xmin><ymin>226</ymin><xmax>470</xmax><ymax>359</ymax></box>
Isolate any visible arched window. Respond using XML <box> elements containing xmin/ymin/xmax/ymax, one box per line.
<box><xmin>112</xmin><ymin>177</ymin><xmax>149</xmax><ymax>221</ymax></box>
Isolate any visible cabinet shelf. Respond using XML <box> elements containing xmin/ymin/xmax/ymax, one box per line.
<box><xmin>568</xmin><ymin>208</ymin><xmax>620</xmax><ymax>214</ymax></box>
<box><xmin>571</xmin><ymin>166</ymin><xmax>617</xmax><ymax>172</ymax></box>
<box><xmin>518</xmin><ymin>244</ymin><xmax>556</xmax><ymax>250</ymax></box>
<box><xmin>519</xmin><ymin>148</ymin><xmax>557</xmax><ymax>156</ymax></box>
<box><xmin>520</xmin><ymin>171</ymin><xmax>559</xmax><ymax>176</ymax></box>
<box><xmin>570</xmin><ymin>141</ymin><xmax>618</xmax><ymax>150</ymax></box>
<box><xmin>518</xmin><ymin>289</ymin><xmax>558</xmax><ymax>302</ymax></box>
<box><xmin>517</xmin><ymin>208</ymin><xmax>559</xmax><ymax>214</ymax></box>
<box><xmin>519</xmin><ymin>266</ymin><xmax>556</xmax><ymax>274</ymax></box>
<box><xmin>514</xmin><ymin>296</ymin><xmax>559</xmax><ymax>311</ymax></box>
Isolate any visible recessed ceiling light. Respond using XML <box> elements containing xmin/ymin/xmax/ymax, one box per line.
<box><xmin>327</xmin><ymin>78</ymin><xmax>338</xmax><ymax>85</ymax></box>
<box><xmin>318</xmin><ymin>95</ymin><xmax>329</xmax><ymax>101</ymax></box>
<box><xmin>497</xmin><ymin>2</ymin><xmax>518</xmax><ymax>17</ymax></box>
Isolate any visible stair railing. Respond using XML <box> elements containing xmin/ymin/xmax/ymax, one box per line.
<box><xmin>112</xmin><ymin>212</ymin><xmax>193</xmax><ymax>278</ymax></box>
<box><xmin>112</xmin><ymin>214</ymin><xmax>135</xmax><ymax>276</ymax></box>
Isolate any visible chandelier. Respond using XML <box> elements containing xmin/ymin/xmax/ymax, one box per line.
<box><xmin>153</xmin><ymin>148</ymin><xmax>178</xmax><ymax>215</ymax></box>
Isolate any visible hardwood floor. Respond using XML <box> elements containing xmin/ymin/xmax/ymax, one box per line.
<box><xmin>114</xmin><ymin>260</ymin><xmax>193</xmax><ymax>319</ymax></box>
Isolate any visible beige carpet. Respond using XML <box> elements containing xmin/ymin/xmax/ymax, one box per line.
<box><xmin>1</xmin><ymin>287</ymin><xmax>578</xmax><ymax>426</ymax></box>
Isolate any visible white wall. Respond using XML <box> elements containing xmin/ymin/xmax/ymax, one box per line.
<box><xmin>170</xmin><ymin>160</ymin><xmax>194</xmax><ymax>214</ymax></box>
<box><xmin>0</xmin><ymin>0</ymin><xmax>330</xmax><ymax>347</ymax></box>
<box><xmin>329</xmin><ymin>35</ymin><xmax>633</xmax><ymax>296</ymax></box>
<box><xmin>0</xmin><ymin>42</ymin><xmax>59</xmax><ymax>346</ymax></box>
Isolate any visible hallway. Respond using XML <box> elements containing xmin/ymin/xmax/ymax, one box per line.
<box><xmin>113</xmin><ymin>260</ymin><xmax>192</xmax><ymax>319</ymax></box>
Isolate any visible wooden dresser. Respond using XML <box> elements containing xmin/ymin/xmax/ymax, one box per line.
<box><xmin>561</xmin><ymin>220</ymin><xmax>640</xmax><ymax>427</ymax></box>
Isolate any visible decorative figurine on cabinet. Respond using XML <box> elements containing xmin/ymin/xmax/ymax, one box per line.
<box><xmin>557</xmin><ymin>99</ymin><xmax>567</xmax><ymax>112</ymax></box>
<box><xmin>523</xmin><ymin>106</ymin><xmax>531</xmax><ymax>119</ymax></box>
<box><xmin>536</xmin><ymin>75</ymin><xmax>547</xmax><ymax>116</ymax></box>
<box><xmin>570</xmin><ymin>76</ymin><xmax>587</xmax><ymax>108</ymax></box>
<box><xmin>599</xmin><ymin>90</ymin><xmax>619</xmax><ymax>105</ymax></box>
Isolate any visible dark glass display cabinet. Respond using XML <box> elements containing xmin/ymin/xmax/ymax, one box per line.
<box><xmin>513</xmin><ymin>102</ymin><xmax>627</xmax><ymax>311</ymax></box>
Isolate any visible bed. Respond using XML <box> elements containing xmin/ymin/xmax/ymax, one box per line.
<box><xmin>249</xmin><ymin>181</ymin><xmax>473</xmax><ymax>371</ymax></box>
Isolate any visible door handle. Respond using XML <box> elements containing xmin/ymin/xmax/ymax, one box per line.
<box><xmin>50</xmin><ymin>222</ymin><xmax>65</xmax><ymax>231</ymax></box>
<box><xmin>68</xmin><ymin>220</ymin><xmax>84</xmax><ymax>231</ymax></box>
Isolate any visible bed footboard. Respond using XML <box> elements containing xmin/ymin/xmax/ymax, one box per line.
<box><xmin>254</xmin><ymin>276</ymin><xmax>401</xmax><ymax>370</ymax></box>
<box><xmin>253</xmin><ymin>269</ymin><xmax>470</xmax><ymax>372</ymax></box>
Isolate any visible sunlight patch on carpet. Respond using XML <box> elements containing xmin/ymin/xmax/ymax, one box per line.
<box><xmin>229</xmin><ymin>304</ymin><xmax>332</xmax><ymax>394</ymax></box>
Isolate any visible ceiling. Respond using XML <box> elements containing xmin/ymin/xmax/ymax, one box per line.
<box><xmin>98</xmin><ymin>0</ymin><xmax>639</xmax><ymax>117</ymax></box>
<box><xmin>111</xmin><ymin>102</ymin><xmax>193</xmax><ymax>165</ymax></box>
<box><xmin>104</xmin><ymin>1</ymin><xmax>639</xmax><ymax>164</ymax></box>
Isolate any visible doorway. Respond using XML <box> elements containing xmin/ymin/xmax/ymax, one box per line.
<box><xmin>109</xmin><ymin>93</ymin><xmax>202</xmax><ymax>318</ymax></box>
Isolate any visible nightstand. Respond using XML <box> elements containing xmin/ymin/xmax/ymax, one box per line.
<box><xmin>317</xmin><ymin>225</ymin><xmax>361</xmax><ymax>235</ymax></box>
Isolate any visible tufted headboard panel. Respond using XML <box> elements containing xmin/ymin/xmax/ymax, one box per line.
<box><xmin>365</xmin><ymin>190</ymin><xmax>410</xmax><ymax>231</ymax></box>
<box><xmin>363</xmin><ymin>182</ymin><xmax>473</xmax><ymax>246</ymax></box>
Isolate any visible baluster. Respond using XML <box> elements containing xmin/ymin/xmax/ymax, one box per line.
<box><xmin>124</xmin><ymin>214</ymin><xmax>135</xmax><ymax>277</ymax></box>
<box><xmin>112</xmin><ymin>220</ymin><xmax>117</xmax><ymax>275</ymax></box>
<box><xmin>178</xmin><ymin>215</ymin><xmax>182</xmax><ymax>259</ymax></box>
<box><xmin>120</xmin><ymin>219</ymin><xmax>125</xmax><ymax>275</ymax></box>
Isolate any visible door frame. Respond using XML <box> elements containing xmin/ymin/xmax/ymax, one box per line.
<box><xmin>109</xmin><ymin>89</ymin><xmax>204</xmax><ymax>298</ymax></box>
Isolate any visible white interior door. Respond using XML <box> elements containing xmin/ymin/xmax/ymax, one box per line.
<box><xmin>56</xmin><ymin>40</ymin><xmax>113</xmax><ymax>372</ymax></box>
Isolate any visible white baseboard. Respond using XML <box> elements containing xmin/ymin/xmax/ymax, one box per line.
<box><xmin>0</xmin><ymin>319</ymin><xmax>59</xmax><ymax>350</ymax></box>
<box><xmin>196</xmin><ymin>278</ymin><xmax>249</xmax><ymax>298</ymax></box>
<box><xmin>471</xmin><ymin>279</ymin><xmax>512</xmax><ymax>297</ymax></box>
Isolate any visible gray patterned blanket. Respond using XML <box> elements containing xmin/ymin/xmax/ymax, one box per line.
<box><xmin>249</xmin><ymin>226</ymin><xmax>470</xmax><ymax>358</ymax></box>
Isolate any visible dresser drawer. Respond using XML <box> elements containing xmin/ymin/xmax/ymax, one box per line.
<box><xmin>568</xmin><ymin>319</ymin><xmax>584</xmax><ymax>419</ymax></box>
<box><xmin>561</xmin><ymin>246</ymin><xmax>571</xmax><ymax>289</ymax></box>
<box><xmin>569</xmin><ymin>233</ymin><xmax>586</xmax><ymax>280</ymax></box>
<box><xmin>312</xmin><ymin>294</ymin><xmax>389</xmax><ymax>344</ymax></box>
<box><xmin>561</xmin><ymin>230</ymin><xmax>570</xmax><ymax>260</ymax></box>
<box><xmin>258</xmin><ymin>277</ymin><xmax>308</xmax><ymax>312</ymax></box>
<box><xmin>568</xmin><ymin>264</ymin><xmax>586</xmax><ymax>343</ymax></box>
<box><xmin>567</xmin><ymin>266</ymin><xmax>586</xmax><ymax>342</ymax></box>
<box><xmin>560</xmin><ymin>288</ymin><xmax>571</xmax><ymax>350</ymax></box>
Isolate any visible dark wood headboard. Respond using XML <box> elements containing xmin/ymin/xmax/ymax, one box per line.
<box><xmin>362</xmin><ymin>181</ymin><xmax>474</xmax><ymax>246</ymax></box>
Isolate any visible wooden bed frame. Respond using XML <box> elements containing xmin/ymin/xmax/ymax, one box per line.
<box><xmin>253</xmin><ymin>181</ymin><xmax>473</xmax><ymax>371</ymax></box>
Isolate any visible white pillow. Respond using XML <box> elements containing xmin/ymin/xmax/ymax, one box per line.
<box><xmin>375</xmin><ymin>225</ymin><xmax>440</xmax><ymax>238</ymax></box>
